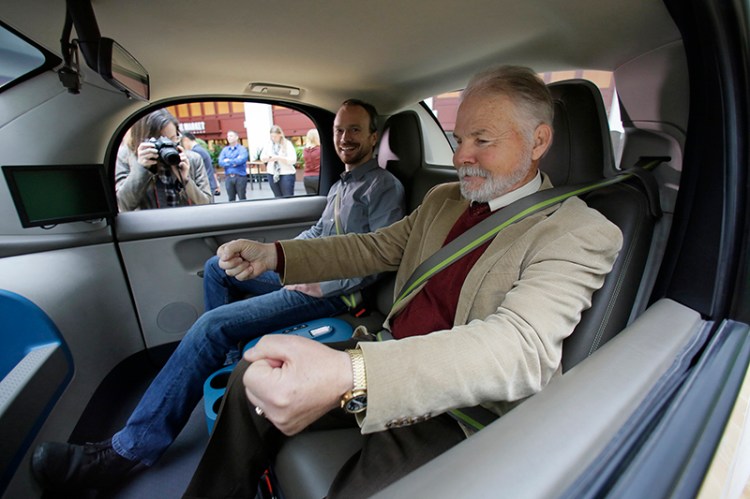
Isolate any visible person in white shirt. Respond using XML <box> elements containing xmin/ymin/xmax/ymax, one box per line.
<box><xmin>260</xmin><ymin>125</ymin><xmax>298</xmax><ymax>197</ymax></box>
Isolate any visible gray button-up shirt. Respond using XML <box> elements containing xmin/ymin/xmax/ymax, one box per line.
<box><xmin>296</xmin><ymin>158</ymin><xmax>405</xmax><ymax>297</ymax></box>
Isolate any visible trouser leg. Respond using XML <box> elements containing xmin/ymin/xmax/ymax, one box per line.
<box><xmin>184</xmin><ymin>342</ymin><xmax>359</xmax><ymax>498</ymax></box>
<box><xmin>236</xmin><ymin>176</ymin><xmax>248</xmax><ymax>200</ymax></box>
<box><xmin>203</xmin><ymin>261</ymin><xmax>283</xmax><ymax>312</ymax></box>
<box><xmin>112</xmin><ymin>288</ymin><xmax>347</xmax><ymax>465</ymax></box>
<box><xmin>280</xmin><ymin>174</ymin><xmax>295</xmax><ymax>196</ymax></box>
<box><xmin>304</xmin><ymin>175</ymin><xmax>319</xmax><ymax>194</ymax></box>
<box><xmin>267</xmin><ymin>174</ymin><xmax>282</xmax><ymax>197</ymax></box>
<box><xmin>327</xmin><ymin>415</ymin><xmax>466</xmax><ymax>499</ymax></box>
<box><xmin>225</xmin><ymin>176</ymin><xmax>237</xmax><ymax>201</ymax></box>
<box><xmin>183</xmin><ymin>359</ymin><xmax>276</xmax><ymax>498</ymax></box>
<box><xmin>203</xmin><ymin>266</ymin><xmax>286</xmax><ymax>363</ymax></box>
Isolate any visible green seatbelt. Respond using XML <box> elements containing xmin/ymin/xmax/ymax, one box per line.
<box><xmin>392</xmin><ymin>158</ymin><xmax>664</xmax><ymax>311</ymax></box>
<box><xmin>387</xmin><ymin>157</ymin><xmax>666</xmax><ymax>431</ymax></box>
<box><xmin>334</xmin><ymin>188</ymin><xmax>361</xmax><ymax>309</ymax></box>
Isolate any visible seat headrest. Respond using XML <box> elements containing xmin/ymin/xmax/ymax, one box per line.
<box><xmin>540</xmin><ymin>79</ymin><xmax>615</xmax><ymax>186</ymax></box>
<box><xmin>377</xmin><ymin>111</ymin><xmax>424</xmax><ymax>183</ymax></box>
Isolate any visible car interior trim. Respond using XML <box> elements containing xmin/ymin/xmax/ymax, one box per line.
<box><xmin>372</xmin><ymin>299</ymin><xmax>704</xmax><ymax>498</ymax></box>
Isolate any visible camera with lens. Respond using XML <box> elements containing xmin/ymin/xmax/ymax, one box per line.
<box><xmin>149</xmin><ymin>137</ymin><xmax>181</xmax><ymax>168</ymax></box>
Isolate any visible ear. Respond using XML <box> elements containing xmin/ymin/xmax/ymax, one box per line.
<box><xmin>530</xmin><ymin>123</ymin><xmax>553</xmax><ymax>161</ymax></box>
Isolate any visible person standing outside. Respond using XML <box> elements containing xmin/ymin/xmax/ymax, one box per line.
<box><xmin>182</xmin><ymin>132</ymin><xmax>220</xmax><ymax>197</ymax></box>
<box><xmin>115</xmin><ymin>109</ymin><xmax>212</xmax><ymax>211</ymax></box>
<box><xmin>218</xmin><ymin>130</ymin><xmax>249</xmax><ymax>201</ymax></box>
<box><xmin>302</xmin><ymin>128</ymin><xmax>322</xmax><ymax>194</ymax></box>
<box><xmin>260</xmin><ymin>125</ymin><xmax>297</xmax><ymax>197</ymax></box>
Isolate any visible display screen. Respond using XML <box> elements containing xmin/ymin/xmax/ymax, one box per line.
<box><xmin>2</xmin><ymin>164</ymin><xmax>116</xmax><ymax>228</ymax></box>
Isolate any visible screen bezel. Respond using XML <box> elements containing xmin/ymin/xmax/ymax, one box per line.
<box><xmin>2</xmin><ymin>164</ymin><xmax>116</xmax><ymax>228</ymax></box>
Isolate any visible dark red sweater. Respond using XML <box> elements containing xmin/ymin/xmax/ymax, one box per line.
<box><xmin>391</xmin><ymin>202</ymin><xmax>492</xmax><ymax>339</ymax></box>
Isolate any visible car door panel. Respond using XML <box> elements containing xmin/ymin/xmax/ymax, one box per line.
<box><xmin>114</xmin><ymin>197</ymin><xmax>328</xmax><ymax>348</ymax></box>
<box><xmin>0</xmin><ymin>222</ymin><xmax>113</xmax><ymax>259</ymax></box>
<box><xmin>0</xmin><ymin>243</ymin><xmax>144</xmax><ymax>496</ymax></box>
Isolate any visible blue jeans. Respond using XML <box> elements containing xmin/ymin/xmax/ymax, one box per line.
<box><xmin>111</xmin><ymin>256</ymin><xmax>347</xmax><ymax>465</ymax></box>
<box><xmin>267</xmin><ymin>173</ymin><xmax>295</xmax><ymax>197</ymax></box>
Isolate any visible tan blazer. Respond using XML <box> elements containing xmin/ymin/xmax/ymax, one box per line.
<box><xmin>281</xmin><ymin>179</ymin><xmax>623</xmax><ymax>433</ymax></box>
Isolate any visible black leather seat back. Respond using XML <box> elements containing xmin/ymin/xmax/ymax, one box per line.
<box><xmin>378</xmin><ymin>111</ymin><xmax>425</xmax><ymax>182</ymax></box>
<box><xmin>378</xmin><ymin>110</ymin><xmax>437</xmax><ymax>213</ymax></box>
<box><xmin>541</xmin><ymin>79</ymin><xmax>615</xmax><ymax>185</ymax></box>
<box><xmin>564</xmin><ymin>181</ymin><xmax>657</xmax><ymax>370</ymax></box>
<box><xmin>541</xmin><ymin>79</ymin><xmax>659</xmax><ymax>371</ymax></box>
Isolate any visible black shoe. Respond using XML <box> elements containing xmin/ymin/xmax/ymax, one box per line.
<box><xmin>31</xmin><ymin>439</ymin><xmax>140</xmax><ymax>491</ymax></box>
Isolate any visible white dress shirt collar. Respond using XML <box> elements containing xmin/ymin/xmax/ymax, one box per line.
<box><xmin>486</xmin><ymin>170</ymin><xmax>543</xmax><ymax>212</ymax></box>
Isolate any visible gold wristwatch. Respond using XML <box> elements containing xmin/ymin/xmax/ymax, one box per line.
<box><xmin>341</xmin><ymin>349</ymin><xmax>367</xmax><ymax>414</ymax></box>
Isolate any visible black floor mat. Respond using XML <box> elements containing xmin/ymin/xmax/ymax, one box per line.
<box><xmin>47</xmin><ymin>343</ymin><xmax>211</xmax><ymax>499</ymax></box>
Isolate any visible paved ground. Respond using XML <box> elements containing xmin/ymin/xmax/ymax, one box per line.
<box><xmin>212</xmin><ymin>176</ymin><xmax>308</xmax><ymax>203</ymax></box>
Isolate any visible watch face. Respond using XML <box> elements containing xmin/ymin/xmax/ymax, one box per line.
<box><xmin>344</xmin><ymin>394</ymin><xmax>368</xmax><ymax>414</ymax></box>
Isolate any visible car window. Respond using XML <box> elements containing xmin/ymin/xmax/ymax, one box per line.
<box><xmin>425</xmin><ymin>70</ymin><xmax>624</xmax><ymax>166</ymax></box>
<box><xmin>0</xmin><ymin>21</ymin><xmax>60</xmax><ymax>93</ymax></box>
<box><xmin>115</xmin><ymin>102</ymin><xmax>321</xmax><ymax>211</ymax></box>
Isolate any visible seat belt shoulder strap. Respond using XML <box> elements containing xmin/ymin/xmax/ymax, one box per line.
<box><xmin>393</xmin><ymin>158</ymin><xmax>666</xmax><ymax>308</ymax></box>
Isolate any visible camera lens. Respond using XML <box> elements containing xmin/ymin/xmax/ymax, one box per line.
<box><xmin>152</xmin><ymin>137</ymin><xmax>181</xmax><ymax>166</ymax></box>
<box><xmin>159</xmin><ymin>147</ymin><xmax>181</xmax><ymax>166</ymax></box>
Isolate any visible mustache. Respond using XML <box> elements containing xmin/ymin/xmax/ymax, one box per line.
<box><xmin>457</xmin><ymin>166</ymin><xmax>489</xmax><ymax>179</ymax></box>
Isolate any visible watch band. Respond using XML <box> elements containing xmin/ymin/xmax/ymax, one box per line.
<box><xmin>346</xmin><ymin>348</ymin><xmax>367</xmax><ymax>391</ymax></box>
<box><xmin>341</xmin><ymin>349</ymin><xmax>367</xmax><ymax>413</ymax></box>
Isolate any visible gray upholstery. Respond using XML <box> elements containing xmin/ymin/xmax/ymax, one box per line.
<box><xmin>272</xmin><ymin>80</ymin><xmax>660</xmax><ymax>498</ymax></box>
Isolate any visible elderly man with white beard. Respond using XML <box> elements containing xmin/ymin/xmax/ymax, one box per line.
<box><xmin>183</xmin><ymin>65</ymin><xmax>624</xmax><ymax>499</ymax></box>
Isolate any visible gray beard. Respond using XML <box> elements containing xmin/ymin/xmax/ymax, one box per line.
<box><xmin>458</xmin><ymin>155</ymin><xmax>534</xmax><ymax>203</ymax></box>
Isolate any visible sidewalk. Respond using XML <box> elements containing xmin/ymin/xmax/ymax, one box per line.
<box><xmin>212</xmin><ymin>177</ymin><xmax>307</xmax><ymax>203</ymax></box>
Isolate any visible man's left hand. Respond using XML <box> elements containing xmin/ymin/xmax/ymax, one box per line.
<box><xmin>284</xmin><ymin>283</ymin><xmax>323</xmax><ymax>297</ymax></box>
<box><xmin>243</xmin><ymin>335</ymin><xmax>353</xmax><ymax>435</ymax></box>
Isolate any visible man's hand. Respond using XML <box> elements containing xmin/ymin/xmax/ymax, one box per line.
<box><xmin>216</xmin><ymin>239</ymin><xmax>277</xmax><ymax>281</ymax></box>
<box><xmin>243</xmin><ymin>335</ymin><xmax>354</xmax><ymax>435</ymax></box>
<box><xmin>284</xmin><ymin>283</ymin><xmax>324</xmax><ymax>297</ymax></box>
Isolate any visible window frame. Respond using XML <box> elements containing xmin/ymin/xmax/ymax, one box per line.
<box><xmin>106</xmin><ymin>98</ymin><xmax>341</xmax><ymax>212</ymax></box>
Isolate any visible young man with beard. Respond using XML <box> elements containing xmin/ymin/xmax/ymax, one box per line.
<box><xmin>31</xmin><ymin>99</ymin><xmax>405</xmax><ymax>492</ymax></box>
<box><xmin>181</xmin><ymin>65</ymin><xmax>624</xmax><ymax>498</ymax></box>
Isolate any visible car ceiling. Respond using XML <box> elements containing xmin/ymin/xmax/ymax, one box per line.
<box><xmin>1</xmin><ymin>0</ymin><xmax>680</xmax><ymax>112</ymax></box>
